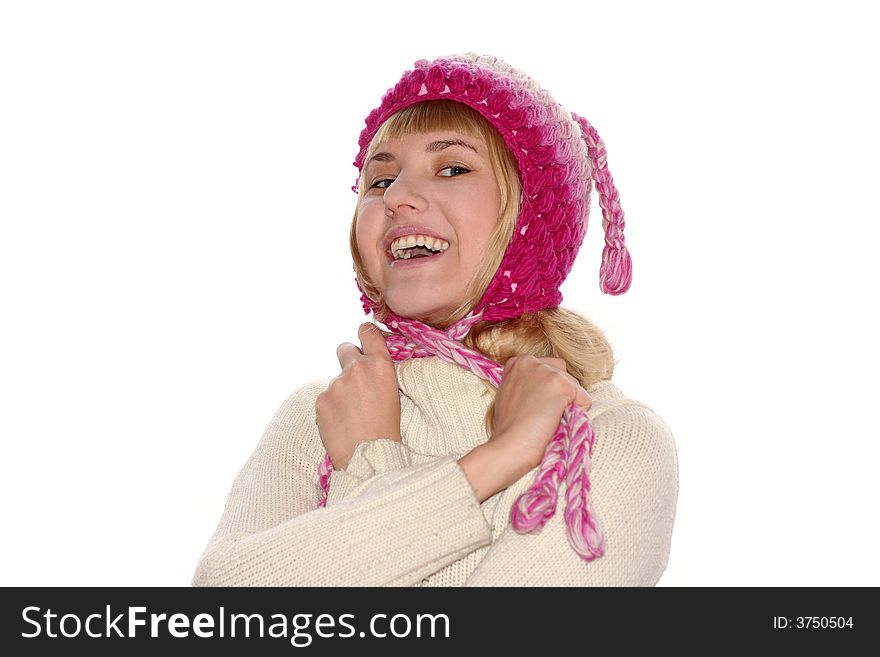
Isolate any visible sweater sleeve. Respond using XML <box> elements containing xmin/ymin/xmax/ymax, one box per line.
<box><xmin>324</xmin><ymin>438</ymin><xmax>414</xmax><ymax>505</ymax></box>
<box><xmin>463</xmin><ymin>402</ymin><xmax>679</xmax><ymax>587</ymax></box>
<box><xmin>191</xmin><ymin>380</ymin><xmax>492</xmax><ymax>587</ymax></box>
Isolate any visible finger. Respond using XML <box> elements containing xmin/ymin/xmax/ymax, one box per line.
<box><xmin>537</xmin><ymin>358</ymin><xmax>590</xmax><ymax>410</ymax></box>
<box><xmin>537</xmin><ymin>357</ymin><xmax>569</xmax><ymax>374</ymax></box>
<box><xmin>574</xmin><ymin>386</ymin><xmax>593</xmax><ymax>411</ymax></box>
<box><xmin>358</xmin><ymin>322</ymin><xmax>392</xmax><ymax>360</ymax></box>
<box><xmin>336</xmin><ymin>342</ymin><xmax>363</xmax><ymax>369</ymax></box>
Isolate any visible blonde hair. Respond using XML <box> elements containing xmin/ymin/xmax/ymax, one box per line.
<box><xmin>348</xmin><ymin>99</ymin><xmax>617</xmax><ymax>434</ymax></box>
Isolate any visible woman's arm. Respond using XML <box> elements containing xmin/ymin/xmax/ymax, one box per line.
<box><xmin>191</xmin><ymin>379</ymin><xmax>492</xmax><ymax>587</ymax></box>
<box><xmin>462</xmin><ymin>402</ymin><xmax>679</xmax><ymax>586</ymax></box>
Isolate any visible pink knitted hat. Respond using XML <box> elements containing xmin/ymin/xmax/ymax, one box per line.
<box><xmin>353</xmin><ymin>52</ymin><xmax>632</xmax><ymax>325</ymax></box>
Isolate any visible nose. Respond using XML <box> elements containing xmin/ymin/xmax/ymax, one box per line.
<box><xmin>382</xmin><ymin>171</ymin><xmax>428</xmax><ymax>216</ymax></box>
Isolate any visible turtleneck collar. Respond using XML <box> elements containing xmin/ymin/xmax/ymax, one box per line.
<box><xmin>383</xmin><ymin>354</ymin><xmax>630</xmax><ymax>459</ymax></box>
<box><xmin>394</xmin><ymin>356</ymin><xmax>491</xmax><ymax>403</ymax></box>
<box><xmin>394</xmin><ymin>354</ymin><xmax>624</xmax><ymax>401</ymax></box>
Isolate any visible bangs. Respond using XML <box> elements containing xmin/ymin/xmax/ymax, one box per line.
<box><xmin>377</xmin><ymin>99</ymin><xmax>488</xmax><ymax>141</ymax></box>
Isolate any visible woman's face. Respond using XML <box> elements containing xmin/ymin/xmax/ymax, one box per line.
<box><xmin>356</xmin><ymin>130</ymin><xmax>501</xmax><ymax>326</ymax></box>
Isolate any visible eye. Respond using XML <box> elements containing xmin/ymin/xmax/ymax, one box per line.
<box><xmin>369</xmin><ymin>178</ymin><xmax>395</xmax><ymax>190</ymax></box>
<box><xmin>439</xmin><ymin>166</ymin><xmax>471</xmax><ymax>177</ymax></box>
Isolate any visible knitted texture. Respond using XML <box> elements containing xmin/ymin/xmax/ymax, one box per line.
<box><xmin>352</xmin><ymin>53</ymin><xmax>633</xmax><ymax>324</ymax></box>
<box><xmin>318</xmin><ymin>309</ymin><xmax>606</xmax><ymax>562</ymax></box>
<box><xmin>192</xmin><ymin>360</ymin><xmax>680</xmax><ymax>586</ymax></box>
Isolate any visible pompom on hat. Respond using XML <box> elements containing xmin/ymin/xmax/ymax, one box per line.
<box><xmin>318</xmin><ymin>53</ymin><xmax>634</xmax><ymax>564</ymax></box>
<box><xmin>352</xmin><ymin>52</ymin><xmax>632</xmax><ymax>326</ymax></box>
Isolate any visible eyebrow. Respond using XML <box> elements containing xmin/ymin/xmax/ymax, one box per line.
<box><xmin>365</xmin><ymin>139</ymin><xmax>480</xmax><ymax>168</ymax></box>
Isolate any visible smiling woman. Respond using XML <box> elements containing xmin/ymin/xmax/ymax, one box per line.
<box><xmin>352</xmin><ymin>100</ymin><xmax>520</xmax><ymax>331</ymax></box>
<box><xmin>191</xmin><ymin>53</ymin><xmax>679</xmax><ymax>587</ymax></box>
<box><xmin>356</xmin><ymin>129</ymin><xmax>502</xmax><ymax>327</ymax></box>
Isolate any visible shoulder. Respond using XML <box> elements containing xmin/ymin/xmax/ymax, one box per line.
<box><xmin>271</xmin><ymin>378</ymin><xmax>329</xmax><ymax>422</ymax></box>
<box><xmin>566</xmin><ymin>380</ymin><xmax>680</xmax><ymax>585</ymax></box>
<box><xmin>585</xmin><ymin>379</ymin><xmax>679</xmax><ymax>499</ymax></box>
<box><xmin>259</xmin><ymin>378</ymin><xmax>331</xmax><ymax>465</ymax></box>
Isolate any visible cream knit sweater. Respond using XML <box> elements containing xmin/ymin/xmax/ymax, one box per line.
<box><xmin>192</xmin><ymin>356</ymin><xmax>679</xmax><ymax>587</ymax></box>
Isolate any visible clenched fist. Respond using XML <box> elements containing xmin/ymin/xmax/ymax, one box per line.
<box><xmin>315</xmin><ymin>322</ymin><xmax>402</xmax><ymax>470</ymax></box>
<box><xmin>490</xmin><ymin>355</ymin><xmax>593</xmax><ymax>471</ymax></box>
<box><xmin>459</xmin><ymin>355</ymin><xmax>592</xmax><ymax>503</ymax></box>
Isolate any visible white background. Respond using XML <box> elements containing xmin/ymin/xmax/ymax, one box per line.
<box><xmin>1</xmin><ymin>0</ymin><xmax>878</xmax><ymax>587</ymax></box>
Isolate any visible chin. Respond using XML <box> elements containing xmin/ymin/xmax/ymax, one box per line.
<box><xmin>386</xmin><ymin>298</ymin><xmax>453</xmax><ymax>326</ymax></box>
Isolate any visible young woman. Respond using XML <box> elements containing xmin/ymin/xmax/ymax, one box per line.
<box><xmin>192</xmin><ymin>53</ymin><xmax>679</xmax><ymax>587</ymax></box>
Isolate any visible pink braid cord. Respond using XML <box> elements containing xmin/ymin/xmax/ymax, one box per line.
<box><xmin>572</xmin><ymin>113</ymin><xmax>632</xmax><ymax>296</ymax></box>
<box><xmin>316</xmin><ymin>311</ymin><xmax>605</xmax><ymax>562</ymax></box>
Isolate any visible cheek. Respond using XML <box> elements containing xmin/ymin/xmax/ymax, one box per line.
<box><xmin>459</xmin><ymin>223</ymin><xmax>496</xmax><ymax>275</ymax></box>
<box><xmin>458</xmin><ymin>190</ymin><xmax>502</xmax><ymax>278</ymax></box>
<box><xmin>471</xmin><ymin>189</ymin><xmax>502</xmax><ymax>250</ymax></box>
<box><xmin>354</xmin><ymin>220</ymin><xmax>368</xmax><ymax>257</ymax></box>
<box><xmin>355</xmin><ymin>206</ymin><xmax>386</xmax><ymax>282</ymax></box>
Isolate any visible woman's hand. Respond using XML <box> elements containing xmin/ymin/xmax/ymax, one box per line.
<box><xmin>459</xmin><ymin>356</ymin><xmax>592</xmax><ymax>502</ymax></box>
<box><xmin>315</xmin><ymin>322</ymin><xmax>402</xmax><ymax>470</ymax></box>
<box><xmin>491</xmin><ymin>355</ymin><xmax>592</xmax><ymax>470</ymax></box>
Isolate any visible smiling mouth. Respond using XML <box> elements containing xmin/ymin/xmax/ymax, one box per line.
<box><xmin>387</xmin><ymin>247</ymin><xmax>447</xmax><ymax>267</ymax></box>
<box><xmin>397</xmin><ymin>245</ymin><xmax>441</xmax><ymax>259</ymax></box>
<box><xmin>388</xmin><ymin>239</ymin><xmax>448</xmax><ymax>259</ymax></box>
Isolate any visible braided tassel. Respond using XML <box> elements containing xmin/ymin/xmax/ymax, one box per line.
<box><xmin>561</xmin><ymin>403</ymin><xmax>605</xmax><ymax>559</ymax></box>
<box><xmin>315</xmin><ymin>311</ymin><xmax>606</xmax><ymax>562</ymax></box>
<box><xmin>508</xmin><ymin>418</ymin><xmax>568</xmax><ymax>532</ymax></box>
<box><xmin>317</xmin><ymin>454</ymin><xmax>333</xmax><ymax>508</ymax></box>
<box><xmin>571</xmin><ymin>113</ymin><xmax>633</xmax><ymax>296</ymax></box>
<box><xmin>509</xmin><ymin>402</ymin><xmax>604</xmax><ymax>560</ymax></box>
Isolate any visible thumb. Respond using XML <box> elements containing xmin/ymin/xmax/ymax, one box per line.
<box><xmin>575</xmin><ymin>388</ymin><xmax>593</xmax><ymax>411</ymax></box>
<box><xmin>358</xmin><ymin>322</ymin><xmax>391</xmax><ymax>359</ymax></box>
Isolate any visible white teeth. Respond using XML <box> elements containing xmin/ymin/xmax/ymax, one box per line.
<box><xmin>390</xmin><ymin>234</ymin><xmax>450</xmax><ymax>259</ymax></box>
